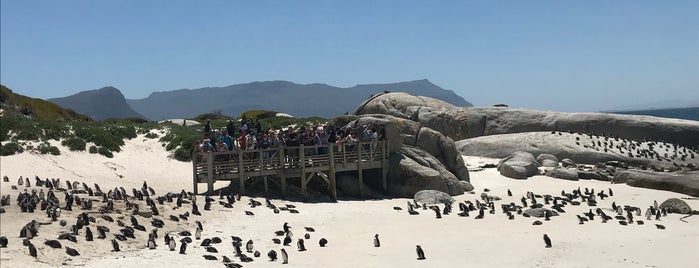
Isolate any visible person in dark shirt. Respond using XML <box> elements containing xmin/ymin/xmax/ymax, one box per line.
<box><xmin>226</xmin><ymin>120</ymin><xmax>235</xmax><ymax>138</ymax></box>
<box><xmin>254</xmin><ymin>119</ymin><xmax>262</xmax><ymax>137</ymax></box>
<box><xmin>204</xmin><ymin>120</ymin><xmax>212</xmax><ymax>138</ymax></box>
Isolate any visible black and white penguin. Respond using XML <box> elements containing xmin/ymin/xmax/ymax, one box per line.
<box><xmin>65</xmin><ymin>246</ymin><xmax>80</xmax><ymax>256</ymax></box>
<box><xmin>543</xmin><ymin>234</ymin><xmax>552</xmax><ymax>248</ymax></box>
<box><xmin>297</xmin><ymin>239</ymin><xmax>306</xmax><ymax>251</ymax></box>
<box><xmin>85</xmin><ymin>227</ymin><xmax>93</xmax><ymax>241</ymax></box>
<box><xmin>268</xmin><ymin>249</ymin><xmax>278</xmax><ymax>261</ymax></box>
<box><xmin>416</xmin><ymin>245</ymin><xmax>426</xmax><ymax>260</ymax></box>
<box><xmin>169</xmin><ymin>238</ymin><xmax>176</xmax><ymax>251</ymax></box>
<box><xmin>179</xmin><ymin>242</ymin><xmax>188</xmax><ymax>254</ymax></box>
<box><xmin>246</xmin><ymin>239</ymin><xmax>254</xmax><ymax>253</ymax></box>
<box><xmin>27</xmin><ymin>242</ymin><xmax>37</xmax><ymax>258</ymax></box>
<box><xmin>374</xmin><ymin>234</ymin><xmax>380</xmax><ymax>247</ymax></box>
<box><xmin>281</xmin><ymin>248</ymin><xmax>289</xmax><ymax>264</ymax></box>
<box><xmin>111</xmin><ymin>239</ymin><xmax>120</xmax><ymax>252</ymax></box>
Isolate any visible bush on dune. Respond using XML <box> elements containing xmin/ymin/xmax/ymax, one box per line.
<box><xmin>62</xmin><ymin>137</ymin><xmax>86</xmax><ymax>151</ymax></box>
<box><xmin>0</xmin><ymin>142</ymin><xmax>24</xmax><ymax>156</ymax></box>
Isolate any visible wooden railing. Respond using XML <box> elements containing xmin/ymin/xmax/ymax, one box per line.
<box><xmin>192</xmin><ymin>140</ymin><xmax>389</xmax><ymax>198</ymax></box>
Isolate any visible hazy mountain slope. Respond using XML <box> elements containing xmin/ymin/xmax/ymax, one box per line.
<box><xmin>127</xmin><ymin>79</ymin><xmax>471</xmax><ymax>120</ymax></box>
<box><xmin>48</xmin><ymin>87</ymin><xmax>147</xmax><ymax>121</ymax></box>
<box><xmin>0</xmin><ymin>84</ymin><xmax>91</xmax><ymax>121</ymax></box>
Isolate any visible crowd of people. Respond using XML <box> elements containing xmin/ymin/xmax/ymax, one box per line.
<box><xmin>194</xmin><ymin>119</ymin><xmax>386</xmax><ymax>162</ymax></box>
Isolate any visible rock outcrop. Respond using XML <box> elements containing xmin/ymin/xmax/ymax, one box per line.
<box><xmin>414</xmin><ymin>190</ymin><xmax>456</xmax><ymax>205</ymax></box>
<box><xmin>537</xmin><ymin>154</ymin><xmax>559</xmax><ymax>167</ymax></box>
<box><xmin>497</xmin><ymin>151</ymin><xmax>540</xmax><ymax>179</ymax></box>
<box><xmin>356</xmin><ymin>92</ymin><xmax>699</xmax><ymax>148</ymax></box>
<box><xmin>546</xmin><ymin>168</ymin><xmax>579</xmax><ymax>181</ymax></box>
<box><xmin>385</xmin><ymin>146</ymin><xmax>465</xmax><ymax>197</ymax></box>
<box><xmin>659</xmin><ymin>198</ymin><xmax>693</xmax><ymax>214</ymax></box>
<box><xmin>615</xmin><ymin>170</ymin><xmax>699</xmax><ymax>197</ymax></box>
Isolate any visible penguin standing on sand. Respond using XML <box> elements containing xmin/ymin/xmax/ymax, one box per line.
<box><xmin>179</xmin><ymin>242</ymin><xmax>187</xmax><ymax>254</ymax></box>
<box><xmin>111</xmin><ymin>239</ymin><xmax>120</xmax><ymax>252</ymax></box>
<box><xmin>169</xmin><ymin>238</ymin><xmax>176</xmax><ymax>251</ymax></box>
<box><xmin>374</xmin><ymin>234</ymin><xmax>380</xmax><ymax>247</ymax></box>
<box><xmin>281</xmin><ymin>248</ymin><xmax>289</xmax><ymax>264</ymax></box>
<box><xmin>416</xmin><ymin>245</ymin><xmax>426</xmax><ymax>260</ymax></box>
<box><xmin>297</xmin><ymin>239</ymin><xmax>306</xmax><ymax>251</ymax></box>
<box><xmin>543</xmin><ymin>234</ymin><xmax>552</xmax><ymax>248</ymax></box>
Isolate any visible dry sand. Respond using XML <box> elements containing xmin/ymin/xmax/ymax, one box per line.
<box><xmin>1</xmin><ymin>135</ymin><xmax>698</xmax><ymax>268</ymax></box>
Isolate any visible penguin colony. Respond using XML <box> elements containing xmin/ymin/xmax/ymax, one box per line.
<box><xmin>0</xmin><ymin>172</ymin><xmax>687</xmax><ymax>266</ymax></box>
<box><xmin>0</xmin><ymin>176</ymin><xmax>332</xmax><ymax>267</ymax></box>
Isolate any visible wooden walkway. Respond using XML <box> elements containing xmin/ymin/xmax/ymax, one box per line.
<box><xmin>192</xmin><ymin>141</ymin><xmax>389</xmax><ymax>200</ymax></box>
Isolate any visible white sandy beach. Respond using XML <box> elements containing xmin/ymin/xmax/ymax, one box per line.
<box><xmin>1</xmin><ymin>135</ymin><xmax>698</xmax><ymax>268</ymax></box>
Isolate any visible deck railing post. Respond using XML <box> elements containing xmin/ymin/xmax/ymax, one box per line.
<box><xmin>328</xmin><ymin>144</ymin><xmax>337</xmax><ymax>201</ymax></box>
<box><xmin>279</xmin><ymin>146</ymin><xmax>287</xmax><ymax>197</ymax></box>
<box><xmin>382</xmin><ymin>140</ymin><xmax>388</xmax><ymax>192</ymax></box>
<box><xmin>238</xmin><ymin>150</ymin><xmax>245</xmax><ymax>194</ymax></box>
<box><xmin>300</xmin><ymin>144</ymin><xmax>307</xmax><ymax>198</ymax></box>
<box><xmin>357</xmin><ymin>141</ymin><xmax>363</xmax><ymax>197</ymax></box>
<box><xmin>207</xmin><ymin>152</ymin><xmax>214</xmax><ymax>194</ymax></box>
<box><xmin>193</xmin><ymin>152</ymin><xmax>198</xmax><ymax>195</ymax></box>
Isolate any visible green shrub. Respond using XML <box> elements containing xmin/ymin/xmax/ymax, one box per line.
<box><xmin>97</xmin><ymin>146</ymin><xmax>113</xmax><ymax>158</ymax></box>
<box><xmin>62</xmin><ymin>137</ymin><xmax>86</xmax><ymax>151</ymax></box>
<box><xmin>103</xmin><ymin>117</ymin><xmax>149</xmax><ymax>124</ymax></box>
<box><xmin>173</xmin><ymin>147</ymin><xmax>193</xmax><ymax>161</ymax></box>
<box><xmin>38</xmin><ymin>143</ymin><xmax>60</xmax><ymax>155</ymax></box>
<box><xmin>88</xmin><ymin>145</ymin><xmax>98</xmax><ymax>154</ymax></box>
<box><xmin>144</xmin><ymin>132</ymin><xmax>159</xmax><ymax>139</ymax></box>
<box><xmin>0</xmin><ymin>142</ymin><xmax>24</xmax><ymax>156</ymax></box>
<box><xmin>241</xmin><ymin>110</ymin><xmax>278</xmax><ymax>120</ymax></box>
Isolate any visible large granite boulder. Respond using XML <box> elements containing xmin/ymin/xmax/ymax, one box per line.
<box><xmin>344</xmin><ymin>115</ymin><xmax>469</xmax><ymax>182</ymax></box>
<box><xmin>615</xmin><ymin>170</ymin><xmax>699</xmax><ymax>197</ymax></box>
<box><xmin>340</xmin><ymin>115</ymin><xmax>404</xmax><ymax>153</ymax></box>
<box><xmin>497</xmin><ymin>151</ymin><xmax>540</xmax><ymax>179</ymax></box>
<box><xmin>546</xmin><ymin>168</ymin><xmax>579</xmax><ymax>181</ymax></box>
<box><xmin>387</xmin><ymin>146</ymin><xmax>464</xmax><ymax>197</ymax></box>
<box><xmin>659</xmin><ymin>198</ymin><xmax>693</xmax><ymax>214</ymax></box>
<box><xmin>537</xmin><ymin>154</ymin><xmax>559</xmax><ymax>167</ymax></box>
<box><xmin>577</xmin><ymin>170</ymin><xmax>609</xmax><ymax>181</ymax></box>
<box><xmin>459</xmin><ymin>181</ymin><xmax>475</xmax><ymax>192</ymax></box>
<box><xmin>414</xmin><ymin>190</ymin><xmax>456</xmax><ymax>205</ymax></box>
<box><xmin>356</xmin><ymin>92</ymin><xmax>699</xmax><ymax>148</ymax></box>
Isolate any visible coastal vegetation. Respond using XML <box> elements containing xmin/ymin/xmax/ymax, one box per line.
<box><xmin>0</xmin><ymin>112</ymin><xmax>330</xmax><ymax>161</ymax></box>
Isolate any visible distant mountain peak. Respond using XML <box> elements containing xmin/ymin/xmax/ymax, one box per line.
<box><xmin>49</xmin><ymin>86</ymin><xmax>147</xmax><ymax>121</ymax></box>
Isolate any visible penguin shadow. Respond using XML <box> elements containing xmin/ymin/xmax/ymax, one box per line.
<box><xmin>214</xmin><ymin>181</ymin><xmax>393</xmax><ymax>204</ymax></box>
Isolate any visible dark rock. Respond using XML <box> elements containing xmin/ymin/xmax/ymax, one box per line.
<box><xmin>546</xmin><ymin>168</ymin><xmax>579</xmax><ymax>181</ymax></box>
<box><xmin>414</xmin><ymin>190</ymin><xmax>455</xmax><ymax>205</ymax></box>
<box><xmin>537</xmin><ymin>154</ymin><xmax>559</xmax><ymax>167</ymax></box>
<box><xmin>617</xmin><ymin>170</ymin><xmax>699</xmax><ymax>197</ymax></box>
<box><xmin>561</xmin><ymin>158</ymin><xmax>577</xmax><ymax>168</ymax></box>
<box><xmin>659</xmin><ymin>198</ymin><xmax>693</xmax><ymax>214</ymax></box>
<box><xmin>523</xmin><ymin>208</ymin><xmax>560</xmax><ymax>218</ymax></box>
<box><xmin>497</xmin><ymin>151</ymin><xmax>540</xmax><ymax>179</ymax></box>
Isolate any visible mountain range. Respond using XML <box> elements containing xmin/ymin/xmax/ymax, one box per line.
<box><xmin>47</xmin><ymin>79</ymin><xmax>472</xmax><ymax>120</ymax></box>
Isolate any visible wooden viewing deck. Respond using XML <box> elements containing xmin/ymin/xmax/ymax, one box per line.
<box><xmin>192</xmin><ymin>141</ymin><xmax>389</xmax><ymax>200</ymax></box>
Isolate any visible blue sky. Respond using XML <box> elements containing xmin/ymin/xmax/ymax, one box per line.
<box><xmin>1</xmin><ymin>1</ymin><xmax>697</xmax><ymax>112</ymax></box>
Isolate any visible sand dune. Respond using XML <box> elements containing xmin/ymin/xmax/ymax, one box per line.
<box><xmin>1</xmin><ymin>136</ymin><xmax>698</xmax><ymax>268</ymax></box>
